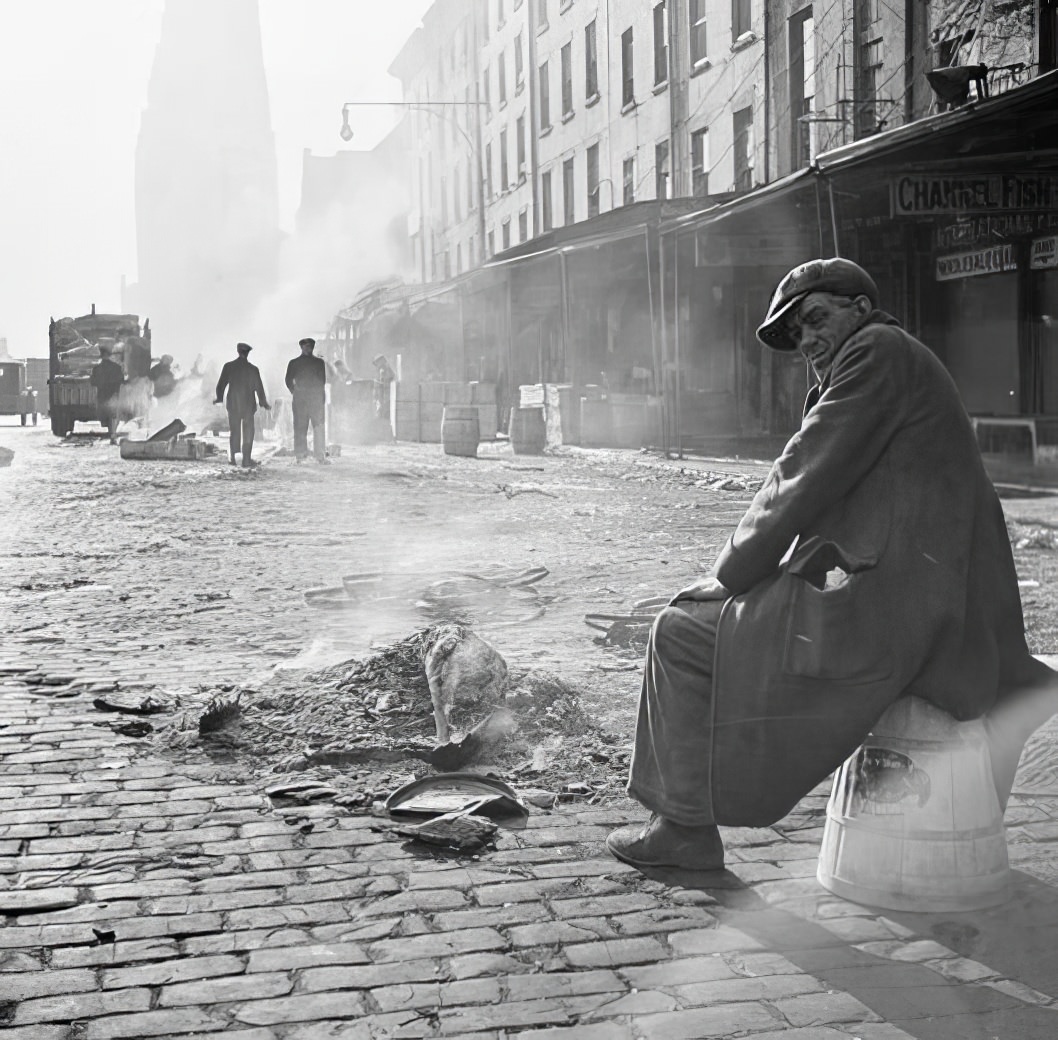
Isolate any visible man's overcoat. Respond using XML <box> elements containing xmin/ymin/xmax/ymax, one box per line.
<box><xmin>216</xmin><ymin>357</ymin><xmax>267</xmax><ymax>418</ymax></box>
<box><xmin>706</xmin><ymin>311</ymin><xmax>1047</xmax><ymax>825</ymax></box>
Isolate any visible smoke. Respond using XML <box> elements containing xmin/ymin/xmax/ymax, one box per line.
<box><xmin>237</xmin><ymin>160</ymin><xmax>411</xmax><ymax>394</ymax></box>
<box><xmin>151</xmin><ymin>151</ymin><xmax>410</xmax><ymax>414</ymax></box>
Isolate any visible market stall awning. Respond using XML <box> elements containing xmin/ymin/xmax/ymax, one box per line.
<box><xmin>815</xmin><ymin>69</ymin><xmax>1058</xmax><ymax>175</ymax></box>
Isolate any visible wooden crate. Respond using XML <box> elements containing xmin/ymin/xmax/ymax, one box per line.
<box><xmin>120</xmin><ymin>438</ymin><xmax>208</xmax><ymax>461</ymax></box>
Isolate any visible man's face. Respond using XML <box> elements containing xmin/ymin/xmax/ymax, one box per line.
<box><xmin>300</xmin><ymin>343</ymin><xmax>314</xmax><ymax>355</ymax></box>
<box><xmin>784</xmin><ymin>292</ymin><xmax>868</xmax><ymax>378</ymax></box>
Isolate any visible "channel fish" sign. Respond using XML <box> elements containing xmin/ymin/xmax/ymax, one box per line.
<box><xmin>893</xmin><ymin>173</ymin><xmax>1058</xmax><ymax>216</ymax></box>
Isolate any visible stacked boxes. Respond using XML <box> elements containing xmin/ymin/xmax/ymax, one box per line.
<box><xmin>393</xmin><ymin>382</ymin><xmax>498</xmax><ymax>443</ymax></box>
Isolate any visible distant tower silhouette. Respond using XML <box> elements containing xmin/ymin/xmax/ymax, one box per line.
<box><xmin>133</xmin><ymin>0</ymin><xmax>279</xmax><ymax>352</ymax></box>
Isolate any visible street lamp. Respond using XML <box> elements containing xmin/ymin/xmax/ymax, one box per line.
<box><xmin>339</xmin><ymin>100</ymin><xmax>490</xmax><ymax>272</ymax></box>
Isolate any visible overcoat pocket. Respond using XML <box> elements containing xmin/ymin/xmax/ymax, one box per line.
<box><xmin>782</xmin><ymin>567</ymin><xmax>891</xmax><ymax>683</ymax></box>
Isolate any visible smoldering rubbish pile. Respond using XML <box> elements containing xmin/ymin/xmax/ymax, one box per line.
<box><xmin>154</xmin><ymin>623</ymin><xmax>631</xmax><ymax>814</ymax></box>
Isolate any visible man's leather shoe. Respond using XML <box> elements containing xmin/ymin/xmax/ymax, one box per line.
<box><xmin>607</xmin><ymin>814</ymin><xmax>724</xmax><ymax>871</ymax></box>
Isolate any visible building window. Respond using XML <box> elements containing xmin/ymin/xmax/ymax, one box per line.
<box><xmin>486</xmin><ymin>142</ymin><xmax>494</xmax><ymax>198</ymax></box>
<box><xmin>621</xmin><ymin>28</ymin><xmax>634</xmax><ymax>108</ymax></box>
<box><xmin>622</xmin><ymin>156</ymin><xmax>635</xmax><ymax>205</ymax></box>
<box><xmin>502</xmin><ymin>218</ymin><xmax>511</xmax><ymax>249</ymax></box>
<box><xmin>453</xmin><ymin>167</ymin><xmax>461</xmax><ymax>222</ymax></box>
<box><xmin>468</xmin><ymin>157</ymin><xmax>475</xmax><ymax>210</ymax></box>
<box><xmin>518</xmin><ymin>208</ymin><xmax>528</xmax><ymax>241</ymax></box>
<box><xmin>515</xmin><ymin>32</ymin><xmax>524</xmax><ymax>89</ymax></box>
<box><xmin>585</xmin><ymin>19</ymin><xmax>598</xmax><ymax>98</ymax></box>
<box><xmin>586</xmin><ymin>142</ymin><xmax>600</xmax><ymax>217</ymax></box>
<box><xmin>539</xmin><ymin>61</ymin><xmax>551</xmax><ymax>130</ymax></box>
<box><xmin>537</xmin><ymin>0</ymin><xmax>548</xmax><ymax>30</ymax></box>
<box><xmin>561</xmin><ymin>42</ymin><xmax>573</xmax><ymax>116</ymax></box>
<box><xmin>480</xmin><ymin>0</ymin><xmax>489</xmax><ymax>41</ymax></box>
<box><xmin>563</xmin><ymin>156</ymin><xmax>575</xmax><ymax>225</ymax></box>
<box><xmin>653</xmin><ymin>3</ymin><xmax>668</xmax><ymax>85</ymax></box>
<box><xmin>690</xmin><ymin>127</ymin><xmax>709</xmax><ymax>197</ymax></box>
<box><xmin>498</xmin><ymin>50</ymin><xmax>507</xmax><ymax>105</ymax></box>
<box><xmin>487</xmin><ymin>228</ymin><xmax>495</xmax><ymax>256</ymax></box>
<box><xmin>732</xmin><ymin>0</ymin><xmax>751</xmax><ymax>41</ymax></box>
<box><xmin>500</xmin><ymin>127</ymin><xmax>509</xmax><ymax>189</ymax></box>
<box><xmin>655</xmin><ymin>139</ymin><xmax>670</xmax><ymax>199</ymax></box>
<box><xmin>516</xmin><ymin>114</ymin><xmax>526</xmax><ymax>180</ymax></box>
<box><xmin>789</xmin><ymin>7</ymin><xmax>814</xmax><ymax>167</ymax></box>
<box><xmin>689</xmin><ymin>0</ymin><xmax>708</xmax><ymax>65</ymax></box>
<box><xmin>496</xmin><ymin>0</ymin><xmax>505</xmax><ymax>27</ymax></box>
<box><xmin>542</xmin><ymin>169</ymin><xmax>553</xmax><ymax>230</ymax></box>
<box><xmin>733</xmin><ymin>106</ymin><xmax>754</xmax><ymax>190</ymax></box>
<box><xmin>443</xmin><ymin>249</ymin><xmax>451</xmax><ymax>280</ymax></box>
<box><xmin>440</xmin><ymin>174</ymin><xmax>448</xmax><ymax>224</ymax></box>
<box><xmin>456</xmin><ymin>242</ymin><xmax>463</xmax><ymax>273</ymax></box>
<box><xmin>483</xmin><ymin>66</ymin><xmax>491</xmax><ymax>117</ymax></box>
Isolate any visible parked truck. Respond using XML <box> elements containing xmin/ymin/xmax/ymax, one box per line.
<box><xmin>48</xmin><ymin>307</ymin><xmax>152</xmax><ymax>437</ymax></box>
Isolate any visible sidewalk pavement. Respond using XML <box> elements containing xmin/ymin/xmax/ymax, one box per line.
<box><xmin>3</xmin><ymin>672</ymin><xmax>1058</xmax><ymax>1040</ymax></box>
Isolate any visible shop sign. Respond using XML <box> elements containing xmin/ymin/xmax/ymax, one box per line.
<box><xmin>893</xmin><ymin>173</ymin><xmax>1058</xmax><ymax>216</ymax></box>
<box><xmin>1030</xmin><ymin>237</ymin><xmax>1058</xmax><ymax>270</ymax></box>
<box><xmin>935</xmin><ymin>212</ymin><xmax>1058</xmax><ymax>250</ymax></box>
<box><xmin>935</xmin><ymin>244</ymin><xmax>1017</xmax><ymax>281</ymax></box>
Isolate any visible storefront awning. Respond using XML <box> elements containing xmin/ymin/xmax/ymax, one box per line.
<box><xmin>815</xmin><ymin>69</ymin><xmax>1058</xmax><ymax>175</ymax></box>
<box><xmin>658</xmin><ymin>168</ymin><xmax>818</xmax><ymax>237</ymax></box>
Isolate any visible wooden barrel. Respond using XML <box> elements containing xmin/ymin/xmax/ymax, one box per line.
<box><xmin>442</xmin><ymin>405</ymin><xmax>480</xmax><ymax>458</ymax></box>
<box><xmin>817</xmin><ymin>696</ymin><xmax>1010</xmax><ymax>912</ymax></box>
<box><xmin>510</xmin><ymin>406</ymin><xmax>546</xmax><ymax>455</ymax></box>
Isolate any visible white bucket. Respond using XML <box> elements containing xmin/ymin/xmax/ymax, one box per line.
<box><xmin>817</xmin><ymin>696</ymin><xmax>1010</xmax><ymax>912</ymax></box>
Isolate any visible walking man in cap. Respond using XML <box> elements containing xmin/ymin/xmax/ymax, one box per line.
<box><xmin>214</xmin><ymin>342</ymin><xmax>269</xmax><ymax>468</ymax></box>
<box><xmin>608</xmin><ymin>257</ymin><xmax>1057</xmax><ymax>872</ymax></box>
<box><xmin>90</xmin><ymin>343</ymin><xmax>125</xmax><ymax>444</ymax></box>
<box><xmin>285</xmin><ymin>337</ymin><xmax>328</xmax><ymax>464</ymax></box>
<box><xmin>372</xmin><ymin>354</ymin><xmax>396</xmax><ymax>432</ymax></box>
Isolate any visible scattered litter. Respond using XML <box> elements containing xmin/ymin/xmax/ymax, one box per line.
<box><xmin>198</xmin><ymin>693</ymin><xmax>242</xmax><ymax>735</ymax></box>
<box><xmin>93</xmin><ymin>693</ymin><xmax>169</xmax><ymax>715</ymax></box>
<box><xmin>111</xmin><ymin>720</ymin><xmax>153</xmax><ymax>738</ymax></box>
<box><xmin>392</xmin><ymin>812</ymin><xmax>498</xmax><ymax>852</ymax></box>
<box><xmin>496</xmin><ymin>483</ymin><xmax>559</xmax><ymax>499</ymax></box>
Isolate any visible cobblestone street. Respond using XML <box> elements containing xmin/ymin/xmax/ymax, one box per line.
<box><xmin>3</xmin><ymin>424</ymin><xmax>1058</xmax><ymax>1039</ymax></box>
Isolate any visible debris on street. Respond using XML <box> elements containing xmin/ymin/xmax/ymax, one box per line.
<box><xmin>149</xmin><ymin>620</ymin><xmax>633</xmax><ymax>818</ymax></box>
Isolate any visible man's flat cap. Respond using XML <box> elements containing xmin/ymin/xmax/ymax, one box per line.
<box><xmin>757</xmin><ymin>258</ymin><xmax>879</xmax><ymax>351</ymax></box>
<box><xmin>299</xmin><ymin>337</ymin><xmax>316</xmax><ymax>348</ymax></box>
<box><xmin>236</xmin><ymin>342</ymin><xmax>253</xmax><ymax>353</ymax></box>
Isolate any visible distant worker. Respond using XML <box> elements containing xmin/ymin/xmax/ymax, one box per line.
<box><xmin>285</xmin><ymin>337</ymin><xmax>329</xmax><ymax>464</ymax></box>
<box><xmin>373</xmin><ymin>353</ymin><xmax>395</xmax><ymax>427</ymax></box>
<box><xmin>214</xmin><ymin>342</ymin><xmax>269</xmax><ymax>468</ymax></box>
<box><xmin>90</xmin><ymin>343</ymin><xmax>125</xmax><ymax>444</ymax></box>
<box><xmin>148</xmin><ymin>354</ymin><xmax>177</xmax><ymax>398</ymax></box>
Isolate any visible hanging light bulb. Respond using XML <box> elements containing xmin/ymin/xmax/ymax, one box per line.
<box><xmin>339</xmin><ymin>105</ymin><xmax>354</xmax><ymax>142</ymax></box>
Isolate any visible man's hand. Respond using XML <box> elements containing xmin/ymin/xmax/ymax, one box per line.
<box><xmin>669</xmin><ymin>576</ymin><xmax>731</xmax><ymax>606</ymax></box>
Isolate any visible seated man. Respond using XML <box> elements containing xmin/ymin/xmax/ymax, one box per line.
<box><xmin>609</xmin><ymin>258</ymin><xmax>1057</xmax><ymax>872</ymax></box>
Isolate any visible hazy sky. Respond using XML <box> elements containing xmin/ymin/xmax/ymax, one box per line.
<box><xmin>0</xmin><ymin>0</ymin><xmax>432</xmax><ymax>354</ymax></box>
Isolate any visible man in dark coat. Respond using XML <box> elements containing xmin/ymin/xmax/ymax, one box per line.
<box><xmin>373</xmin><ymin>354</ymin><xmax>395</xmax><ymax>426</ymax></box>
<box><xmin>90</xmin><ymin>344</ymin><xmax>125</xmax><ymax>444</ymax></box>
<box><xmin>284</xmin><ymin>337</ymin><xmax>328</xmax><ymax>463</ymax></box>
<box><xmin>149</xmin><ymin>354</ymin><xmax>177</xmax><ymax>398</ymax></box>
<box><xmin>609</xmin><ymin>258</ymin><xmax>1057</xmax><ymax>872</ymax></box>
<box><xmin>214</xmin><ymin>342</ymin><xmax>269</xmax><ymax>468</ymax></box>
